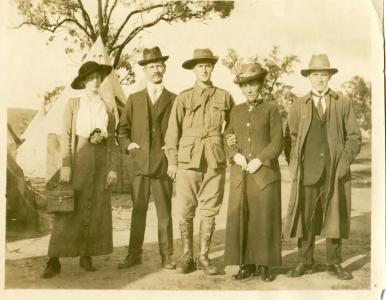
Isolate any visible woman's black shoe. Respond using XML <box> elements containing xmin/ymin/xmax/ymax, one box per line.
<box><xmin>259</xmin><ymin>266</ymin><xmax>274</xmax><ymax>282</ymax></box>
<box><xmin>41</xmin><ymin>258</ymin><xmax>61</xmax><ymax>279</ymax></box>
<box><xmin>79</xmin><ymin>256</ymin><xmax>96</xmax><ymax>272</ymax></box>
<box><xmin>232</xmin><ymin>264</ymin><xmax>256</xmax><ymax>280</ymax></box>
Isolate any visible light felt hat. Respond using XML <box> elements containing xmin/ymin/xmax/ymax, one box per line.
<box><xmin>301</xmin><ymin>54</ymin><xmax>338</xmax><ymax>77</ymax></box>
<box><xmin>182</xmin><ymin>48</ymin><xmax>219</xmax><ymax>70</ymax></box>
<box><xmin>234</xmin><ymin>63</ymin><xmax>268</xmax><ymax>85</ymax></box>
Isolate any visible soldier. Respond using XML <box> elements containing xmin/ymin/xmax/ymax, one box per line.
<box><xmin>284</xmin><ymin>54</ymin><xmax>361</xmax><ymax>280</ymax></box>
<box><xmin>165</xmin><ymin>48</ymin><xmax>234</xmax><ymax>275</ymax></box>
<box><xmin>117</xmin><ymin>47</ymin><xmax>176</xmax><ymax>270</ymax></box>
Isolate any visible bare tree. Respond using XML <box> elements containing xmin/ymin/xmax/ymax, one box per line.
<box><xmin>13</xmin><ymin>0</ymin><xmax>235</xmax><ymax>84</ymax></box>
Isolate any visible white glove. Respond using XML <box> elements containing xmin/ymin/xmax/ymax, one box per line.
<box><xmin>127</xmin><ymin>142</ymin><xmax>140</xmax><ymax>151</ymax></box>
<box><xmin>246</xmin><ymin>158</ymin><xmax>262</xmax><ymax>174</ymax></box>
<box><xmin>233</xmin><ymin>153</ymin><xmax>248</xmax><ymax>170</ymax></box>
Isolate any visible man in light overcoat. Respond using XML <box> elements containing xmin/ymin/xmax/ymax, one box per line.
<box><xmin>284</xmin><ymin>54</ymin><xmax>361</xmax><ymax>280</ymax></box>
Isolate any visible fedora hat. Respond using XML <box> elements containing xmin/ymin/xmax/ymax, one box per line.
<box><xmin>234</xmin><ymin>63</ymin><xmax>268</xmax><ymax>85</ymax></box>
<box><xmin>301</xmin><ymin>54</ymin><xmax>338</xmax><ymax>77</ymax></box>
<box><xmin>71</xmin><ymin>61</ymin><xmax>112</xmax><ymax>90</ymax></box>
<box><xmin>138</xmin><ymin>47</ymin><xmax>169</xmax><ymax>66</ymax></box>
<box><xmin>182</xmin><ymin>48</ymin><xmax>219</xmax><ymax>70</ymax></box>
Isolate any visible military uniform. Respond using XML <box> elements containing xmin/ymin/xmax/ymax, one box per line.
<box><xmin>165</xmin><ymin>81</ymin><xmax>233</xmax><ymax>273</ymax></box>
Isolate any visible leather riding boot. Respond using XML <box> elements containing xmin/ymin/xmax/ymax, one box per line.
<box><xmin>327</xmin><ymin>263</ymin><xmax>353</xmax><ymax>280</ymax></box>
<box><xmin>197</xmin><ymin>218</ymin><xmax>217</xmax><ymax>275</ymax></box>
<box><xmin>176</xmin><ymin>219</ymin><xmax>195</xmax><ymax>274</ymax></box>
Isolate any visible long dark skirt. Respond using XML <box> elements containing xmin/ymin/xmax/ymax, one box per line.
<box><xmin>224</xmin><ymin>174</ymin><xmax>282</xmax><ymax>266</ymax></box>
<box><xmin>47</xmin><ymin>136</ymin><xmax>113</xmax><ymax>257</ymax></box>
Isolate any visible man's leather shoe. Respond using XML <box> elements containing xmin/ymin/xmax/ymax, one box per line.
<box><xmin>161</xmin><ymin>255</ymin><xmax>176</xmax><ymax>269</ymax></box>
<box><xmin>117</xmin><ymin>254</ymin><xmax>141</xmax><ymax>269</ymax></box>
<box><xmin>79</xmin><ymin>256</ymin><xmax>96</xmax><ymax>272</ymax></box>
<box><xmin>327</xmin><ymin>264</ymin><xmax>353</xmax><ymax>280</ymax></box>
<box><xmin>259</xmin><ymin>266</ymin><xmax>274</xmax><ymax>282</ymax></box>
<box><xmin>287</xmin><ymin>263</ymin><xmax>313</xmax><ymax>277</ymax></box>
<box><xmin>41</xmin><ymin>258</ymin><xmax>61</xmax><ymax>279</ymax></box>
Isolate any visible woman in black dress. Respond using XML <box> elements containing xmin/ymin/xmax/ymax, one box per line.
<box><xmin>223</xmin><ymin>63</ymin><xmax>283</xmax><ymax>282</ymax></box>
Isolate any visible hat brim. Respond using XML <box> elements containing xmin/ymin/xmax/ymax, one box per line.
<box><xmin>301</xmin><ymin>68</ymin><xmax>338</xmax><ymax>77</ymax></box>
<box><xmin>71</xmin><ymin>64</ymin><xmax>112</xmax><ymax>90</ymax></box>
<box><xmin>234</xmin><ymin>72</ymin><xmax>267</xmax><ymax>85</ymax></box>
<box><xmin>138</xmin><ymin>56</ymin><xmax>169</xmax><ymax>66</ymax></box>
<box><xmin>182</xmin><ymin>57</ymin><xmax>219</xmax><ymax>70</ymax></box>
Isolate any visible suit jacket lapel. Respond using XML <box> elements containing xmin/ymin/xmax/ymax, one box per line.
<box><xmin>156</xmin><ymin>89</ymin><xmax>171</xmax><ymax>119</ymax></box>
<box><xmin>136</xmin><ymin>89</ymin><xmax>150</xmax><ymax>129</ymax></box>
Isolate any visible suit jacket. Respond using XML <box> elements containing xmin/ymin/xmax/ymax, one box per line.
<box><xmin>118</xmin><ymin>88</ymin><xmax>176</xmax><ymax>176</ymax></box>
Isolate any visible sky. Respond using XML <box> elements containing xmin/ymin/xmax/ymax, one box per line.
<box><xmin>0</xmin><ymin>0</ymin><xmax>380</xmax><ymax>109</ymax></box>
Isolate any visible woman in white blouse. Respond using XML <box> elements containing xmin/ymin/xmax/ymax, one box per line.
<box><xmin>42</xmin><ymin>61</ymin><xmax>118</xmax><ymax>278</ymax></box>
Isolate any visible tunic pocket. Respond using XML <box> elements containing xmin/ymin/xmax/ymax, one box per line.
<box><xmin>178</xmin><ymin>137</ymin><xmax>196</xmax><ymax>163</ymax></box>
<box><xmin>211</xmin><ymin>102</ymin><xmax>226</xmax><ymax>126</ymax></box>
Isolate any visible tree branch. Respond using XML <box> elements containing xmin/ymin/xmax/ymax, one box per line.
<box><xmin>97</xmin><ymin>0</ymin><xmax>104</xmax><ymax>40</ymax></box>
<box><xmin>109</xmin><ymin>3</ymin><xmax>165</xmax><ymax>49</ymax></box>
<box><xmin>15</xmin><ymin>16</ymin><xmax>92</xmax><ymax>40</ymax></box>
<box><xmin>112</xmin><ymin>14</ymin><xmax>169</xmax><ymax>67</ymax></box>
<box><xmin>106</xmin><ymin>0</ymin><xmax>118</xmax><ymax>27</ymax></box>
<box><xmin>77</xmin><ymin>0</ymin><xmax>96</xmax><ymax>39</ymax></box>
<box><xmin>103</xmin><ymin>0</ymin><xmax>109</xmax><ymax>22</ymax></box>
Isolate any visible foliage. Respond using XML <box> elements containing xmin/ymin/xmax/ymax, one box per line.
<box><xmin>340</xmin><ymin>76</ymin><xmax>372</xmax><ymax>131</ymax></box>
<box><xmin>222</xmin><ymin>46</ymin><xmax>300</xmax><ymax>119</ymax></box>
<box><xmin>13</xmin><ymin>0</ymin><xmax>234</xmax><ymax>84</ymax></box>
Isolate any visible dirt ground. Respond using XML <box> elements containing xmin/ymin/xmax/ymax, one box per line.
<box><xmin>4</xmin><ymin>140</ymin><xmax>372</xmax><ymax>290</ymax></box>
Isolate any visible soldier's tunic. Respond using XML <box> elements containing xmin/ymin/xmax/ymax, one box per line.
<box><xmin>165</xmin><ymin>82</ymin><xmax>234</xmax><ymax>221</ymax></box>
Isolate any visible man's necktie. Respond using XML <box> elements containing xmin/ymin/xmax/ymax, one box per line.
<box><xmin>312</xmin><ymin>92</ymin><xmax>326</xmax><ymax>120</ymax></box>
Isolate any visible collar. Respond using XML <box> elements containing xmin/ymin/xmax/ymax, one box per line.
<box><xmin>147</xmin><ymin>81</ymin><xmax>164</xmax><ymax>92</ymax></box>
<box><xmin>304</xmin><ymin>88</ymin><xmax>338</xmax><ymax>103</ymax></box>
<box><xmin>194</xmin><ymin>81</ymin><xmax>215</xmax><ymax>96</ymax></box>
<box><xmin>311</xmin><ymin>87</ymin><xmax>329</xmax><ymax>97</ymax></box>
<box><xmin>81</xmin><ymin>91</ymin><xmax>103</xmax><ymax>103</ymax></box>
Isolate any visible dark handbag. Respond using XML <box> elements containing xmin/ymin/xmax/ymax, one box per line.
<box><xmin>45</xmin><ymin>170</ymin><xmax>75</xmax><ymax>213</ymax></box>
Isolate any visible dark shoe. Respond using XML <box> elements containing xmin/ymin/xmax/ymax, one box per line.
<box><xmin>41</xmin><ymin>258</ymin><xmax>61</xmax><ymax>279</ymax></box>
<box><xmin>161</xmin><ymin>255</ymin><xmax>176</xmax><ymax>270</ymax></box>
<box><xmin>176</xmin><ymin>219</ymin><xmax>195</xmax><ymax>274</ymax></box>
<box><xmin>232</xmin><ymin>264</ymin><xmax>256</xmax><ymax>280</ymax></box>
<box><xmin>117</xmin><ymin>254</ymin><xmax>141</xmax><ymax>269</ymax></box>
<box><xmin>287</xmin><ymin>262</ymin><xmax>313</xmax><ymax>277</ymax></box>
<box><xmin>196</xmin><ymin>218</ymin><xmax>217</xmax><ymax>275</ymax></box>
<box><xmin>259</xmin><ymin>266</ymin><xmax>274</xmax><ymax>282</ymax></box>
<box><xmin>79</xmin><ymin>256</ymin><xmax>96</xmax><ymax>272</ymax></box>
<box><xmin>327</xmin><ymin>264</ymin><xmax>353</xmax><ymax>280</ymax></box>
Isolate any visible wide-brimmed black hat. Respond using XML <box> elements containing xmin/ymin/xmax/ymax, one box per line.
<box><xmin>71</xmin><ymin>61</ymin><xmax>112</xmax><ymax>90</ymax></box>
<box><xmin>301</xmin><ymin>54</ymin><xmax>338</xmax><ymax>77</ymax></box>
<box><xmin>138</xmin><ymin>47</ymin><xmax>169</xmax><ymax>66</ymax></box>
<box><xmin>182</xmin><ymin>48</ymin><xmax>219</xmax><ymax>70</ymax></box>
<box><xmin>234</xmin><ymin>63</ymin><xmax>267</xmax><ymax>85</ymax></box>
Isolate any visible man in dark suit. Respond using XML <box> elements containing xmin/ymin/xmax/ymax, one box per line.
<box><xmin>117</xmin><ymin>47</ymin><xmax>176</xmax><ymax>269</ymax></box>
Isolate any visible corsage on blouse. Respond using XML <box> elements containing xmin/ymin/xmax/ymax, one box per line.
<box><xmin>76</xmin><ymin>93</ymin><xmax>109</xmax><ymax>143</ymax></box>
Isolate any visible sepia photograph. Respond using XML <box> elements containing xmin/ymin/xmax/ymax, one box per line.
<box><xmin>0</xmin><ymin>0</ymin><xmax>384</xmax><ymax>299</ymax></box>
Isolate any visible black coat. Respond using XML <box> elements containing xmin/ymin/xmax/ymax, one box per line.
<box><xmin>118</xmin><ymin>88</ymin><xmax>176</xmax><ymax>177</ymax></box>
<box><xmin>223</xmin><ymin>101</ymin><xmax>283</xmax><ymax>266</ymax></box>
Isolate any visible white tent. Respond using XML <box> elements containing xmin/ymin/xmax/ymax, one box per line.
<box><xmin>16</xmin><ymin>37</ymin><xmax>126</xmax><ymax>178</ymax></box>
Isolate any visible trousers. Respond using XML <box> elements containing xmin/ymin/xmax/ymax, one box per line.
<box><xmin>128</xmin><ymin>175</ymin><xmax>173</xmax><ymax>256</ymax></box>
